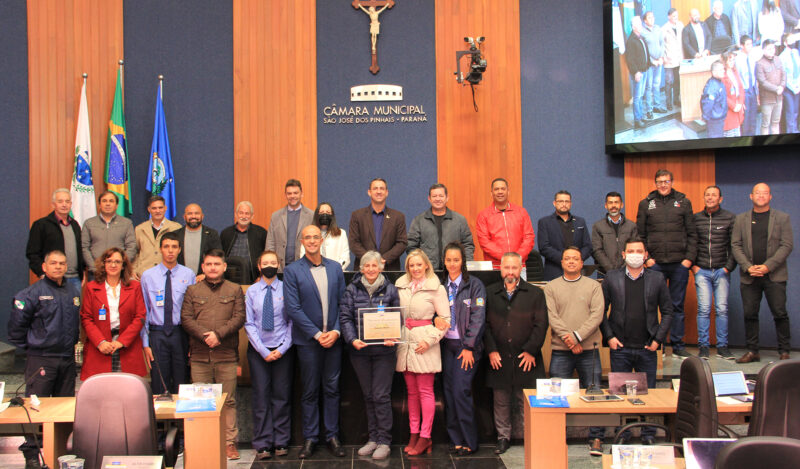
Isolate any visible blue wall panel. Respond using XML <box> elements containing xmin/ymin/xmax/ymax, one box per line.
<box><xmin>123</xmin><ymin>0</ymin><xmax>233</xmax><ymax>230</ymax></box>
<box><xmin>316</xmin><ymin>0</ymin><xmax>437</xmax><ymax>259</ymax></box>
<box><xmin>0</xmin><ymin>0</ymin><xmax>29</xmax><ymax>340</ymax></box>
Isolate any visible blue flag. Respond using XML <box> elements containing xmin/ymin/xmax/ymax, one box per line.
<box><xmin>146</xmin><ymin>83</ymin><xmax>177</xmax><ymax>220</ymax></box>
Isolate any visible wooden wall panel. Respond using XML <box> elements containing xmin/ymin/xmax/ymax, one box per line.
<box><xmin>435</xmin><ymin>0</ymin><xmax>522</xmax><ymax>261</ymax></box>
<box><xmin>233</xmin><ymin>0</ymin><xmax>318</xmax><ymax>230</ymax></box>
<box><xmin>625</xmin><ymin>151</ymin><xmax>715</xmax><ymax>346</ymax></box>
<box><xmin>27</xmin><ymin>0</ymin><xmax>124</xmax><ymax>224</ymax></box>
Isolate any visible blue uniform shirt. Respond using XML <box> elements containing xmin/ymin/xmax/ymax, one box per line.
<box><xmin>245</xmin><ymin>277</ymin><xmax>293</xmax><ymax>357</ymax></box>
<box><xmin>140</xmin><ymin>263</ymin><xmax>196</xmax><ymax>347</ymax></box>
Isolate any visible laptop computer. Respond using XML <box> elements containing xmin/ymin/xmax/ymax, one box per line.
<box><xmin>683</xmin><ymin>438</ymin><xmax>736</xmax><ymax>469</ymax></box>
<box><xmin>712</xmin><ymin>371</ymin><xmax>752</xmax><ymax>402</ymax></box>
<box><xmin>608</xmin><ymin>372</ymin><xmax>649</xmax><ymax>395</ymax></box>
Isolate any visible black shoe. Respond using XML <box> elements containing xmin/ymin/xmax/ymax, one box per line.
<box><xmin>653</xmin><ymin>107</ymin><xmax>668</xmax><ymax>114</ymax></box>
<box><xmin>642</xmin><ymin>436</ymin><xmax>655</xmax><ymax>445</ymax></box>
<box><xmin>256</xmin><ymin>447</ymin><xmax>273</xmax><ymax>460</ymax></box>
<box><xmin>327</xmin><ymin>437</ymin><xmax>346</xmax><ymax>457</ymax></box>
<box><xmin>699</xmin><ymin>346</ymin><xmax>710</xmax><ymax>359</ymax></box>
<box><xmin>458</xmin><ymin>446</ymin><xmax>476</xmax><ymax>456</ymax></box>
<box><xmin>673</xmin><ymin>348</ymin><xmax>692</xmax><ymax>359</ymax></box>
<box><xmin>666</xmin><ymin>104</ymin><xmax>673</xmax><ymax>111</ymax></box>
<box><xmin>646</xmin><ymin>112</ymin><xmax>654</xmax><ymax>120</ymax></box>
<box><xmin>717</xmin><ymin>347</ymin><xmax>735</xmax><ymax>360</ymax></box>
<box><xmin>299</xmin><ymin>439</ymin><xmax>315</xmax><ymax>459</ymax></box>
<box><xmin>448</xmin><ymin>444</ymin><xmax>460</xmax><ymax>454</ymax></box>
<box><xmin>274</xmin><ymin>445</ymin><xmax>289</xmax><ymax>456</ymax></box>
<box><xmin>25</xmin><ymin>458</ymin><xmax>42</xmax><ymax>469</ymax></box>
<box><xmin>495</xmin><ymin>438</ymin><xmax>510</xmax><ymax>454</ymax></box>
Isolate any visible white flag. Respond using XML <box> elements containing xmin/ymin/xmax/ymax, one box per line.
<box><xmin>70</xmin><ymin>80</ymin><xmax>96</xmax><ymax>226</ymax></box>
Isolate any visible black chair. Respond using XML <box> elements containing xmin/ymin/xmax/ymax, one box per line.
<box><xmin>525</xmin><ymin>249</ymin><xmax>545</xmax><ymax>282</ymax></box>
<box><xmin>715</xmin><ymin>436</ymin><xmax>800</xmax><ymax>469</ymax></box>
<box><xmin>748</xmin><ymin>358</ymin><xmax>800</xmax><ymax>438</ymax></box>
<box><xmin>710</xmin><ymin>35</ymin><xmax>733</xmax><ymax>54</ymax></box>
<box><xmin>612</xmin><ymin>356</ymin><xmax>735</xmax><ymax>446</ymax></box>
<box><xmin>69</xmin><ymin>373</ymin><xmax>175</xmax><ymax>469</ymax></box>
<box><xmin>223</xmin><ymin>256</ymin><xmax>247</xmax><ymax>284</ymax></box>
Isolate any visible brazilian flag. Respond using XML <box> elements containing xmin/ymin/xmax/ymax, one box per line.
<box><xmin>105</xmin><ymin>68</ymin><xmax>132</xmax><ymax>216</ymax></box>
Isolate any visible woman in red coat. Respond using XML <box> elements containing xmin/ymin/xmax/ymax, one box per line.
<box><xmin>80</xmin><ymin>247</ymin><xmax>147</xmax><ymax>379</ymax></box>
<box><xmin>722</xmin><ymin>50</ymin><xmax>746</xmax><ymax>137</ymax></box>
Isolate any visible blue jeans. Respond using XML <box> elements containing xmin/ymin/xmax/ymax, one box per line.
<box><xmin>550</xmin><ymin>350</ymin><xmax>604</xmax><ymax>440</ymax></box>
<box><xmin>649</xmin><ymin>262</ymin><xmax>689</xmax><ymax>350</ymax></box>
<box><xmin>632</xmin><ymin>74</ymin><xmax>646</xmax><ymax>122</ymax></box>
<box><xmin>644</xmin><ymin>64</ymin><xmax>664</xmax><ymax>113</ymax></box>
<box><xmin>610</xmin><ymin>348</ymin><xmax>658</xmax><ymax>439</ymax></box>
<box><xmin>784</xmin><ymin>88</ymin><xmax>800</xmax><ymax>133</ymax></box>
<box><xmin>742</xmin><ymin>88</ymin><xmax>759</xmax><ymax>136</ymax></box>
<box><xmin>694</xmin><ymin>268</ymin><xmax>730</xmax><ymax>348</ymax></box>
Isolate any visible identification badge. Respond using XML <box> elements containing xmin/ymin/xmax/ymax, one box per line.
<box><xmin>155</xmin><ymin>291</ymin><xmax>165</xmax><ymax>307</ymax></box>
<box><xmin>99</xmin><ymin>307</ymin><xmax>107</xmax><ymax>321</ymax></box>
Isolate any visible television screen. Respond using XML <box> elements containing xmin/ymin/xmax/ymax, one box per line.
<box><xmin>604</xmin><ymin>0</ymin><xmax>800</xmax><ymax>153</ymax></box>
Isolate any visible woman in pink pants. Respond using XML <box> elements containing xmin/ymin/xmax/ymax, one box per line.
<box><xmin>394</xmin><ymin>249</ymin><xmax>450</xmax><ymax>456</ymax></box>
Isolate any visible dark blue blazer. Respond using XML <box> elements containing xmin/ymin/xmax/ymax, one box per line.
<box><xmin>537</xmin><ymin>212</ymin><xmax>592</xmax><ymax>280</ymax></box>
<box><xmin>600</xmin><ymin>268</ymin><xmax>673</xmax><ymax>347</ymax></box>
<box><xmin>443</xmin><ymin>274</ymin><xmax>486</xmax><ymax>356</ymax></box>
<box><xmin>283</xmin><ymin>256</ymin><xmax>346</xmax><ymax>345</ymax></box>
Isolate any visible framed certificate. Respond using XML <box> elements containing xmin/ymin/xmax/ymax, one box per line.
<box><xmin>358</xmin><ymin>306</ymin><xmax>406</xmax><ymax>345</ymax></box>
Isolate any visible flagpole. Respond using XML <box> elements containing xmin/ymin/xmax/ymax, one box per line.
<box><xmin>158</xmin><ymin>74</ymin><xmax>163</xmax><ymax>97</ymax></box>
<box><xmin>119</xmin><ymin>60</ymin><xmax>124</xmax><ymax>103</ymax></box>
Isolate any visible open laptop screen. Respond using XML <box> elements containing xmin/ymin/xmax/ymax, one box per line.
<box><xmin>712</xmin><ymin>371</ymin><xmax>748</xmax><ymax>397</ymax></box>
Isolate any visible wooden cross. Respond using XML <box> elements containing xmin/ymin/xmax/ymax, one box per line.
<box><xmin>352</xmin><ymin>0</ymin><xmax>395</xmax><ymax>74</ymax></box>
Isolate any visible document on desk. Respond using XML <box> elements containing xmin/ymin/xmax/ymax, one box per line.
<box><xmin>528</xmin><ymin>395</ymin><xmax>570</xmax><ymax>408</ymax></box>
<box><xmin>612</xmin><ymin>445</ymin><xmax>674</xmax><ymax>465</ymax></box>
<box><xmin>175</xmin><ymin>398</ymin><xmax>217</xmax><ymax>413</ymax></box>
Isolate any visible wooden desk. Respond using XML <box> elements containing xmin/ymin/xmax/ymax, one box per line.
<box><xmin>523</xmin><ymin>389</ymin><xmax>750</xmax><ymax>469</ymax></box>
<box><xmin>0</xmin><ymin>394</ymin><xmax>226</xmax><ymax>469</ymax></box>
<box><xmin>602</xmin><ymin>453</ymin><xmax>686</xmax><ymax>468</ymax></box>
<box><xmin>679</xmin><ymin>55</ymin><xmax>719</xmax><ymax>123</ymax></box>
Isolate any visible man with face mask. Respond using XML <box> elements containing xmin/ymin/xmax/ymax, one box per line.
<box><xmin>221</xmin><ymin>201</ymin><xmax>268</xmax><ymax>284</ymax></box>
<box><xmin>600</xmin><ymin>239</ymin><xmax>673</xmax><ymax>445</ymax></box>
<box><xmin>176</xmin><ymin>203</ymin><xmax>222</xmax><ymax>280</ymax></box>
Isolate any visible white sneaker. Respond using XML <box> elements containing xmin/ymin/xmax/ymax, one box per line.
<box><xmin>372</xmin><ymin>444</ymin><xmax>391</xmax><ymax>459</ymax></box>
<box><xmin>358</xmin><ymin>441</ymin><xmax>378</xmax><ymax>456</ymax></box>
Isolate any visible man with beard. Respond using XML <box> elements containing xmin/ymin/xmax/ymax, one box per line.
<box><xmin>81</xmin><ymin>190</ymin><xmax>137</xmax><ymax>276</ymax></box>
<box><xmin>537</xmin><ymin>191</ymin><xmax>592</xmax><ymax>281</ymax></box>
<box><xmin>484</xmin><ymin>252</ymin><xmax>548</xmax><ymax>454</ymax></box>
<box><xmin>266</xmin><ymin>179</ymin><xmax>314</xmax><ymax>270</ymax></box>
<box><xmin>221</xmin><ymin>201</ymin><xmax>268</xmax><ymax>284</ymax></box>
<box><xmin>592</xmin><ymin>192</ymin><xmax>638</xmax><ymax>276</ymax></box>
<box><xmin>176</xmin><ymin>203</ymin><xmax>222</xmax><ymax>281</ymax></box>
<box><xmin>683</xmin><ymin>8</ymin><xmax>712</xmax><ymax>59</ymax></box>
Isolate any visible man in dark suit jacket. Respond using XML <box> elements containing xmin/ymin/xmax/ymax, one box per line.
<box><xmin>683</xmin><ymin>8</ymin><xmax>712</xmax><ymax>58</ymax></box>
<box><xmin>220</xmin><ymin>201</ymin><xmax>267</xmax><ymax>284</ymax></box>
<box><xmin>484</xmin><ymin>252</ymin><xmax>548</xmax><ymax>454</ymax></box>
<box><xmin>283</xmin><ymin>225</ymin><xmax>347</xmax><ymax>459</ymax></box>
<box><xmin>349</xmin><ymin>178</ymin><xmax>408</xmax><ymax>271</ymax></box>
<box><xmin>175</xmin><ymin>203</ymin><xmax>222</xmax><ymax>278</ymax></box>
<box><xmin>626</xmin><ymin>15</ymin><xmax>650</xmax><ymax>128</ymax></box>
<box><xmin>731</xmin><ymin>183</ymin><xmax>794</xmax><ymax>362</ymax></box>
<box><xmin>536</xmin><ymin>190</ymin><xmax>592</xmax><ymax>280</ymax></box>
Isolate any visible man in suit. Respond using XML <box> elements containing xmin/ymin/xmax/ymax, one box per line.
<box><xmin>175</xmin><ymin>203</ymin><xmax>222</xmax><ymax>280</ymax></box>
<box><xmin>625</xmin><ymin>15</ymin><xmax>651</xmax><ymax>129</ymax></box>
<box><xmin>537</xmin><ymin>190</ymin><xmax>592</xmax><ymax>280</ymax></box>
<box><xmin>731</xmin><ymin>0</ymin><xmax>759</xmax><ymax>46</ymax></box>
<box><xmin>683</xmin><ymin>8</ymin><xmax>712</xmax><ymax>59</ymax></box>
<box><xmin>220</xmin><ymin>201</ymin><xmax>268</xmax><ymax>284</ymax></box>
<box><xmin>731</xmin><ymin>183</ymin><xmax>794</xmax><ymax>362</ymax></box>
<box><xmin>349</xmin><ymin>178</ymin><xmax>408</xmax><ymax>271</ymax></box>
<box><xmin>266</xmin><ymin>179</ymin><xmax>314</xmax><ymax>270</ymax></box>
<box><xmin>283</xmin><ymin>224</ymin><xmax>347</xmax><ymax>459</ymax></box>
<box><xmin>706</xmin><ymin>1</ymin><xmax>733</xmax><ymax>53</ymax></box>
<box><xmin>133</xmin><ymin>195</ymin><xmax>182</xmax><ymax>279</ymax></box>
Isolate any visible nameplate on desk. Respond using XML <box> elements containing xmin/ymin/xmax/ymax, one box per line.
<box><xmin>101</xmin><ymin>455</ymin><xmax>163</xmax><ymax>468</ymax></box>
<box><xmin>175</xmin><ymin>398</ymin><xmax>216</xmax><ymax>413</ymax></box>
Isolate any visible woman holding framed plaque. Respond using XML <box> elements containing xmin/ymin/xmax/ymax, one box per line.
<box><xmin>395</xmin><ymin>249</ymin><xmax>450</xmax><ymax>456</ymax></box>
<box><xmin>339</xmin><ymin>251</ymin><xmax>400</xmax><ymax>460</ymax></box>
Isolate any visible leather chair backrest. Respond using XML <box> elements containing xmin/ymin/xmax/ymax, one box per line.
<box><xmin>675</xmin><ymin>356</ymin><xmax>719</xmax><ymax>441</ymax></box>
<box><xmin>748</xmin><ymin>358</ymin><xmax>800</xmax><ymax>438</ymax></box>
<box><xmin>715</xmin><ymin>436</ymin><xmax>800</xmax><ymax>469</ymax></box>
<box><xmin>73</xmin><ymin>373</ymin><xmax>158</xmax><ymax>469</ymax></box>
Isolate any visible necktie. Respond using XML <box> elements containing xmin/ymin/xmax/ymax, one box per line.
<box><xmin>747</xmin><ymin>56</ymin><xmax>754</xmax><ymax>89</ymax></box>
<box><xmin>448</xmin><ymin>283</ymin><xmax>457</xmax><ymax>331</ymax></box>
<box><xmin>164</xmin><ymin>270</ymin><xmax>174</xmax><ymax>336</ymax></box>
<box><xmin>262</xmin><ymin>286</ymin><xmax>274</xmax><ymax>331</ymax></box>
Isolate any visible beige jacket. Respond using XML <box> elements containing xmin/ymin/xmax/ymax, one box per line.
<box><xmin>133</xmin><ymin>219</ymin><xmax>182</xmax><ymax>276</ymax></box>
<box><xmin>395</xmin><ymin>274</ymin><xmax>450</xmax><ymax>373</ymax></box>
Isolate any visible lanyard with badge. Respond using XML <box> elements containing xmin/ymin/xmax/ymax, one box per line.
<box><xmin>155</xmin><ymin>290</ymin><xmax>165</xmax><ymax>307</ymax></box>
<box><xmin>99</xmin><ymin>304</ymin><xmax>107</xmax><ymax>321</ymax></box>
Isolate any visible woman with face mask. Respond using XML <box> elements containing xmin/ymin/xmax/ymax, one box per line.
<box><xmin>244</xmin><ymin>251</ymin><xmax>294</xmax><ymax>461</ymax></box>
<box><xmin>300</xmin><ymin>202</ymin><xmax>351</xmax><ymax>270</ymax></box>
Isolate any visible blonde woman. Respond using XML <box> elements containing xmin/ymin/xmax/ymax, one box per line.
<box><xmin>395</xmin><ymin>249</ymin><xmax>450</xmax><ymax>455</ymax></box>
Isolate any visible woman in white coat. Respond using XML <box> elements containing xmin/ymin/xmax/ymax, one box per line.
<box><xmin>301</xmin><ymin>202</ymin><xmax>351</xmax><ymax>270</ymax></box>
<box><xmin>394</xmin><ymin>249</ymin><xmax>450</xmax><ymax>456</ymax></box>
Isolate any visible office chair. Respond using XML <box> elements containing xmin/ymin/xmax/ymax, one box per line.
<box><xmin>748</xmin><ymin>358</ymin><xmax>800</xmax><ymax>438</ymax></box>
<box><xmin>715</xmin><ymin>436</ymin><xmax>800</xmax><ymax>469</ymax></box>
<box><xmin>612</xmin><ymin>356</ymin><xmax>736</xmax><ymax>447</ymax></box>
<box><xmin>223</xmin><ymin>256</ymin><xmax>247</xmax><ymax>284</ymax></box>
<box><xmin>525</xmin><ymin>249</ymin><xmax>545</xmax><ymax>282</ymax></box>
<box><xmin>70</xmin><ymin>372</ymin><xmax>175</xmax><ymax>469</ymax></box>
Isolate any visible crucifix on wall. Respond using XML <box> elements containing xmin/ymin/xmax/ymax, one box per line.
<box><xmin>352</xmin><ymin>0</ymin><xmax>395</xmax><ymax>74</ymax></box>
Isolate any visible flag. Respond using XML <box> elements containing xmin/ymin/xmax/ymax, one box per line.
<box><xmin>105</xmin><ymin>68</ymin><xmax>132</xmax><ymax>216</ymax></box>
<box><xmin>146</xmin><ymin>83</ymin><xmax>177</xmax><ymax>220</ymax></box>
<box><xmin>70</xmin><ymin>80</ymin><xmax>96</xmax><ymax>226</ymax></box>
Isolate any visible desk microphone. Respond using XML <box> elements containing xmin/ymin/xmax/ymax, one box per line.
<box><xmin>585</xmin><ymin>342</ymin><xmax>604</xmax><ymax>395</ymax></box>
<box><xmin>10</xmin><ymin>367</ymin><xmax>45</xmax><ymax>406</ymax></box>
<box><xmin>139</xmin><ymin>318</ymin><xmax>174</xmax><ymax>402</ymax></box>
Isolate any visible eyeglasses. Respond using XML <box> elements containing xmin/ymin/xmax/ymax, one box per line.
<box><xmin>655</xmin><ymin>180</ymin><xmax>672</xmax><ymax>186</ymax></box>
<box><xmin>104</xmin><ymin>260</ymin><xmax>123</xmax><ymax>265</ymax></box>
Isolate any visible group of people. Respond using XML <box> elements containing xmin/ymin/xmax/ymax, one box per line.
<box><xmin>9</xmin><ymin>171</ymin><xmax>793</xmax><ymax>467</ymax></box>
<box><xmin>622</xmin><ymin>0</ymin><xmax>800</xmax><ymax>135</ymax></box>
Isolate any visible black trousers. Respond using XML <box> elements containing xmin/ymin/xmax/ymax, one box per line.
<box><xmin>741</xmin><ymin>278</ymin><xmax>792</xmax><ymax>353</ymax></box>
<box><xmin>149</xmin><ymin>327</ymin><xmax>189</xmax><ymax>394</ymax></box>
<box><xmin>20</xmin><ymin>355</ymin><xmax>76</xmax><ymax>459</ymax></box>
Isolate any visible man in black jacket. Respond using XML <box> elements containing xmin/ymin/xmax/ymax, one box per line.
<box><xmin>26</xmin><ymin>188</ymin><xmax>84</xmax><ymax>294</ymax></box>
<box><xmin>636</xmin><ymin>169</ymin><xmax>696</xmax><ymax>358</ymax></box>
<box><xmin>220</xmin><ymin>201</ymin><xmax>267</xmax><ymax>284</ymax></box>
<box><xmin>175</xmin><ymin>203</ymin><xmax>222</xmax><ymax>280</ymax></box>
<box><xmin>592</xmin><ymin>191</ymin><xmax>638</xmax><ymax>275</ymax></box>
<box><xmin>692</xmin><ymin>186</ymin><xmax>736</xmax><ymax>360</ymax></box>
<box><xmin>601</xmin><ymin>239</ymin><xmax>673</xmax><ymax>444</ymax></box>
<box><xmin>625</xmin><ymin>16</ymin><xmax>650</xmax><ymax>129</ymax></box>
<box><xmin>484</xmin><ymin>252</ymin><xmax>548</xmax><ymax>455</ymax></box>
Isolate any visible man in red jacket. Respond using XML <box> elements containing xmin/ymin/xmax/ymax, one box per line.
<box><xmin>476</xmin><ymin>178</ymin><xmax>535</xmax><ymax>270</ymax></box>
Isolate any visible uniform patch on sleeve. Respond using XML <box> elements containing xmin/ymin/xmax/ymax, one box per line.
<box><xmin>73</xmin><ymin>297</ymin><xmax>81</xmax><ymax>306</ymax></box>
<box><xmin>476</xmin><ymin>298</ymin><xmax>484</xmax><ymax>306</ymax></box>
<box><xmin>14</xmin><ymin>300</ymin><xmax>25</xmax><ymax>309</ymax></box>
<box><xmin>463</xmin><ymin>299</ymin><xmax>471</xmax><ymax>307</ymax></box>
